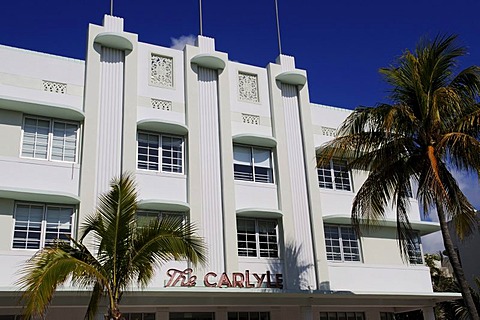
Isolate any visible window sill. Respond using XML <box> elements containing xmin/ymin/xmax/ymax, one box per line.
<box><xmin>234</xmin><ymin>180</ymin><xmax>276</xmax><ymax>188</ymax></box>
<box><xmin>238</xmin><ymin>256</ymin><xmax>282</xmax><ymax>261</ymax></box>
<box><xmin>10</xmin><ymin>156</ymin><xmax>80</xmax><ymax>168</ymax></box>
<box><xmin>327</xmin><ymin>260</ymin><xmax>363</xmax><ymax>264</ymax></box>
<box><xmin>136</xmin><ymin>169</ymin><xmax>186</xmax><ymax>179</ymax></box>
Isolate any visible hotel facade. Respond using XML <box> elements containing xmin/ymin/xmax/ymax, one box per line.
<box><xmin>0</xmin><ymin>15</ymin><xmax>458</xmax><ymax>320</ymax></box>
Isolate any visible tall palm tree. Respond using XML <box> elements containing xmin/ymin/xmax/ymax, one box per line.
<box><xmin>319</xmin><ymin>35</ymin><xmax>480</xmax><ymax>319</ymax></box>
<box><xmin>18</xmin><ymin>173</ymin><xmax>206</xmax><ymax>320</ymax></box>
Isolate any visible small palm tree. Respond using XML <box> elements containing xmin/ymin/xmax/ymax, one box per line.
<box><xmin>18</xmin><ymin>173</ymin><xmax>206</xmax><ymax>320</ymax></box>
<box><xmin>319</xmin><ymin>35</ymin><xmax>480</xmax><ymax>319</ymax></box>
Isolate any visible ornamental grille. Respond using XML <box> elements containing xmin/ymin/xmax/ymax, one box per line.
<box><xmin>150</xmin><ymin>54</ymin><xmax>173</xmax><ymax>87</ymax></box>
<box><xmin>242</xmin><ymin>113</ymin><xmax>260</xmax><ymax>125</ymax></box>
<box><xmin>151</xmin><ymin>98</ymin><xmax>172</xmax><ymax>111</ymax></box>
<box><xmin>43</xmin><ymin>80</ymin><xmax>67</xmax><ymax>94</ymax></box>
<box><xmin>321</xmin><ymin>126</ymin><xmax>337</xmax><ymax>136</ymax></box>
<box><xmin>238</xmin><ymin>72</ymin><xmax>259</xmax><ymax>102</ymax></box>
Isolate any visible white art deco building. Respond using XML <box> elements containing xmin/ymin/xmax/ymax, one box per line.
<box><xmin>0</xmin><ymin>15</ymin><xmax>458</xmax><ymax>320</ymax></box>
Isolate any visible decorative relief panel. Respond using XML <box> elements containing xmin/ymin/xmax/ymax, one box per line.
<box><xmin>150</xmin><ymin>54</ymin><xmax>173</xmax><ymax>87</ymax></box>
<box><xmin>43</xmin><ymin>80</ymin><xmax>67</xmax><ymax>94</ymax></box>
<box><xmin>321</xmin><ymin>126</ymin><xmax>337</xmax><ymax>137</ymax></box>
<box><xmin>151</xmin><ymin>98</ymin><xmax>172</xmax><ymax>111</ymax></box>
<box><xmin>242</xmin><ymin>113</ymin><xmax>260</xmax><ymax>125</ymax></box>
<box><xmin>238</xmin><ymin>72</ymin><xmax>259</xmax><ymax>102</ymax></box>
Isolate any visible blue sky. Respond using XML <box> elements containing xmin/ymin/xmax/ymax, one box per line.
<box><xmin>1</xmin><ymin>0</ymin><xmax>480</xmax><ymax>251</ymax></box>
<box><xmin>2</xmin><ymin>0</ymin><xmax>480</xmax><ymax>109</ymax></box>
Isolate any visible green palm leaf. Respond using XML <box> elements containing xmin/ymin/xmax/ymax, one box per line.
<box><xmin>320</xmin><ymin>34</ymin><xmax>480</xmax><ymax>319</ymax></box>
<box><xmin>18</xmin><ymin>173</ymin><xmax>206</xmax><ymax>320</ymax></box>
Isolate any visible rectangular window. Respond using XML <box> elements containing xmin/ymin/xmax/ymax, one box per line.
<box><xmin>123</xmin><ymin>313</ymin><xmax>155</xmax><ymax>320</ymax></box>
<box><xmin>237</xmin><ymin>218</ymin><xmax>279</xmax><ymax>258</ymax></box>
<box><xmin>233</xmin><ymin>145</ymin><xmax>273</xmax><ymax>183</ymax></box>
<box><xmin>324</xmin><ymin>225</ymin><xmax>361</xmax><ymax>262</ymax></box>
<box><xmin>136</xmin><ymin>210</ymin><xmax>184</xmax><ymax>227</ymax></box>
<box><xmin>318</xmin><ymin>160</ymin><xmax>351</xmax><ymax>191</ymax></box>
<box><xmin>380</xmin><ymin>313</ymin><xmax>395</xmax><ymax>320</ymax></box>
<box><xmin>137</xmin><ymin>132</ymin><xmax>184</xmax><ymax>174</ymax></box>
<box><xmin>21</xmin><ymin>117</ymin><xmax>78</xmax><ymax>162</ymax></box>
<box><xmin>0</xmin><ymin>316</ymin><xmax>25</xmax><ymax>320</ymax></box>
<box><xmin>228</xmin><ymin>312</ymin><xmax>270</xmax><ymax>320</ymax></box>
<box><xmin>170</xmin><ymin>313</ymin><xmax>214</xmax><ymax>320</ymax></box>
<box><xmin>13</xmin><ymin>203</ymin><xmax>73</xmax><ymax>250</ymax></box>
<box><xmin>320</xmin><ymin>312</ymin><xmax>365</xmax><ymax>320</ymax></box>
<box><xmin>408</xmin><ymin>233</ymin><xmax>423</xmax><ymax>264</ymax></box>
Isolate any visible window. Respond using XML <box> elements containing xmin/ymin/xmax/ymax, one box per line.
<box><xmin>324</xmin><ymin>225</ymin><xmax>361</xmax><ymax>262</ymax></box>
<box><xmin>137</xmin><ymin>132</ymin><xmax>184</xmax><ymax>173</ymax></box>
<box><xmin>21</xmin><ymin>116</ymin><xmax>78</xmax><ymax>162</ymax></box>
<box><xmin>170</xmin><ymin>313</ymin><xmax>214</xmax><ymax>320</ymax></box>
<box><xmin>237</xmin><ymin>218</ymin><xmax>279</xmax><ymax>258</ymax></box>
<box><xmin>317</xmin><ymin>160</ymin><xmax>351</xmax><ymax>191</ymax></box>
<box><xmin>320</xmin><ymin>312</ymin><xmax>365</xmax><ymax>320</ymax></box>
<box><xmin>136</xmin><ymin>210</ymin><xmax>184</xmax><ymax>227</ymax></box>
<box><xmin>13</xmin><ymin>203</ymin><xmax>73</xmax><ymax>250</ymax></box>
<box><xmin>380</xmin><ymin>313</ymin><xmax>395</xmax><ymax>320</ymax></box>
<box><xmin>233</xmin><ymin>145</ymin><xmax>273</xmax><ymax>183</ymax></box>
<box><xmin>123</xmin><ymin>313</ymin><xmax>155</xmax><ymax>320</ymax></box>
<box><xmin>228</xmin><ymin>312</ymin><xmax>270</xmax><ymax>320</ymax></box>
<box><xmin>0</xmin><ymin>316</ymin><xmax>24</xmax><ymax>320</ymax></box>
<box><xmin>407</xmin><ymin>232</ymin><xmax>423</xmax><ymax>264</ymax></box>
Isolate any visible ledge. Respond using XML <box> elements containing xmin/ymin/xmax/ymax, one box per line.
<box><xmin>236</xmin><ymin>208</ymin><xmax>282</xmax><ymax>218</ymax></box>
<box><xmin>232</xmin><ymin>134</ymin><xmax>277</xmax><ymax>148</ymax></box>
<box><xmin>137</xmin><ymin>119</ymin><xmax>188</xmax><ymax>136</ymax></box>
<box><xmin>137</xmin><ymin>199</ymin><xmax>190</xmax><ymax>212</ymax></box>
<box><xmin>0</xmin><ymin>187</ymin><xmax>80</xmax><ymax>204</ymax></box>
<box><xmin>275</xmin><ymin>71</ymin><xmax>307</xmax><ymax>86</ymax></box>
<box><xmin>94</xmin><ymin>32</ymin><xmax>133</xmax><ymax>51</ymax></box>
<box><xmin>0</xmin><ymin>96</ymin><xmax>84</xmax><ymax>121</ymax></box>
<box><xmin>191</xmin><ymin>53</ymin><xmax>226</xmax><ymax>70</ymax></box>
<box><xmin>323</xmin><ymin>215</ymin><xmax>440</xmax><ymax>236</ymax></box>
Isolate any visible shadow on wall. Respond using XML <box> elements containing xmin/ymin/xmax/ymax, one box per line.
<box><xmin>268</xmin><ymin>241</ymin><xmax>314</xmax><ymax>291</ymax></box>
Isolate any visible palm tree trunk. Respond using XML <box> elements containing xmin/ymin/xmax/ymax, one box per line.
<box><xmin>436</xmin><ymin>202</ymin><xmax>479</xmax><ymax>320</ymax></box>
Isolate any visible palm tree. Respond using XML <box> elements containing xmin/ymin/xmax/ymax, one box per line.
<box><xmin>319</xmin><ymin>35</ymin><xmax>480</xmax><ymax>319</ymax></box>
<box><xmin>425</xmin><ymin>254</ymin><xmax>480</xmax><ymax>319</ymax></box>
<box><xmin>17</xmin><ymin>173</ymin><xmax>206</xmax><ymax>320</ymax></box>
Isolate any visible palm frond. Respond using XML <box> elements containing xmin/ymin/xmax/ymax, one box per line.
<box><xmin>84</xmin><ymin>282</ymin><xmax>104</xmax><ymax>320</ymax></box>
<box><xmin>438</xmin><ymin>132</ymin><xmax>480</xmax><ymax>173</ymax></box>
<box><xmin>131</xmin><ymin>215</ymin><xmax>206</xmax><ymax>288</ymax></box>
<box><xmin>17</xmin><ymin>244</ymin><xmax>107</xmax><ymax>319</ymax></box>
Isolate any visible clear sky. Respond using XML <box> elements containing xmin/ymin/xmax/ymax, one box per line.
<box><xmin>2</xmin><ymin>0</ymin><xmax>480</xmax><ymax>109</ymax></box>
<box><xmin>1</xmin><ymin>0</ymin><xmax>480</xmax><ymax>251</ymax></box>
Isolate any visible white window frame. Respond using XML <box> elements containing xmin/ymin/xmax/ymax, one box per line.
<box><xmin>324</xmin><ymin>225</ymin><xmax>362</xmax><ymax>262</ymax></box>
<box><xmin>236</xmin><ymin>218</ymin><xmax>279</xmax><ymax>258</ymax></box>
<box><xmin>233</xmin><ymin>145</ymin><xmax>274</xmax><ymax>183</ymax></box>
<box><xmin>317</xmin><ymin>159</ymin><xmax>352</xmax><ymax>191</ymax></box>
<box><xmin>20</xmin><ymin>116</ymin><xmax>79</xmax><ymax>163</ymax></box>
<box><xmin>320</xmin><ymin>312</ymin><xmax>365</xmax><ymax>320</ymax></box>
<box><xmin>407</xmin><ymin>232</ymin><xmax>423</xmax><ymax>265</ymax></box>
<box><xmin>122</xmin><ymin>313</ymin><xmax>155</xmax><ymax>320</ymax></box>
<box><xmin>137</xmin><ymin>131</ymin><xmax>184</xmax><ymax>174</ymax></box>
<box><xmin>12</xmin><ymin>202</ymin><xmax>74</xmax><ymax>250</ymax></box>
<box><xmin>136</xmin><ymin>210</ymin><xmax>185</xmax><ymax>227</ymax></box>
<box><xmin>228</xmin><ymin>312</ymin><xmax>270</xmax><ymax>320</ymax></box>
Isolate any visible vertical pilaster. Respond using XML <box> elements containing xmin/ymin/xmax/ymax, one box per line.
<box><xmin>198</xmin><ymin>66</ymin><xmax>224</xmax><ymax>271</ymax></box>
<box><xmin>184</xmin><ymin>36</ymin><xmax>231</xmax><ymax>273</ymax></box>
<box><xmin>267</xmin><ymin>54</ymin><xmax>330</xmax><ymax>290</ymax></box>
<box><xmin>96</xmin><ymin>47</ymin><xmax>124</xmax><ymax>194</ymax></box>
<box><xmin>79</xmin><ymin>15</ymin><xmax>138</xmax><ymax>237</ymax></box>
<box><xmin>280</xmin><ymin>82</ymin><xmax>316</xmax><ymax>288</ymax></box>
